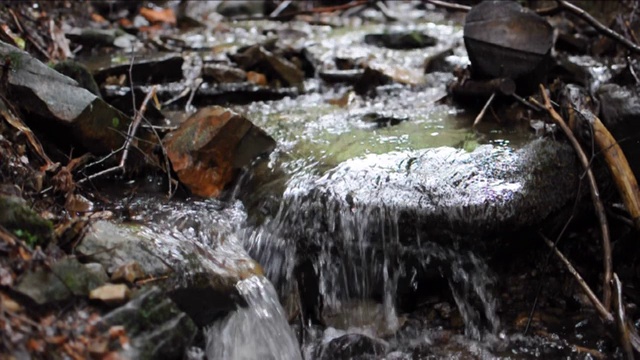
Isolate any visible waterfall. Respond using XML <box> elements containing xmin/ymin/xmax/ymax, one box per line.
<box><xmin>205</xmin><ymin>276</ymin><xmax>302</xmax><ymax>360</ymax></box>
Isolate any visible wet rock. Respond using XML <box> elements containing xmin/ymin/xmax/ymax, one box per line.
<box><xmin>111</xmin><ymin>261</ymin><xmax>146</xmax><ymax>283</ymax></box>
<box><xmin>286</xmin><ymin>137</ymin><xmax>579</xmax><ymax>236</ymax></box>
<box><xmin>84</xmin><ymin>263</ymin><xmax>110</xmax><ymax>283</ymax></box>
<box><xmin>364</xmin><ymin>31</ymin><xmax>437</xmax><ymax>50</ymax></box>
<box><xmin>217</xmin><ymin>1</ymin><xmax>264</xmax><ymax>18</ymax></box>
<box><xmin>354</xmin><ymin>62</ymin><xmax>425</xmax><ymax>95</ymax></box>
<box><xmin>463</xmin><ymin>1</ymin><xmax>553</xmax><ymax>94</ymax></box>
<box><xmin>76</xmin><ymin>221</ymin><xmax>171</xmax><ymax>275</ymax></box>
<box><xmin>359</xmin><ymin>112</ymin><xmax>408</xmax><ymax>128</ymax></box>
<box><xmin>52</xmin><ymin>60</ymin><xmax>102</xmax><ymax>97</ymax></box>
<box><xmin>77</xmin><ymin>219</ymin><xmax>262</xmax><ymax>327</ymax></box>
<box><xmin>315</xmin><ymin>333</ymin><xmax>388</xmax><ymax>360</ymax></box>
<box><xmin>90</xmin><ymin>52</ymin><xmax>184</xmax><ymax>86</ymax></box>
<box><xmin>0</xmin><ymin>193</ymin><xmax>53</xmax><ymax>248</ymax></box>
<box><xmin>164</xmin><ymin>106</ymin><xmax>276</xmax><ymax>198</ymax></box>
<box><xmin>66</xmin><ymin>28</ymin><xmax>140</xmax><ymax>50</ymax></box>
<box><xmin>98</xmin><ymin>286</ymin><xmax>197</xmax><ymax>359</ymax></box>
<box><xmin>202</xmin><ymin>63</ymin><xmax>247</xmax><ymax>83</ymax></box>
<box><xmin>0</xmin><ymin>41</ymin><xmax>139</xmax><ymax>156</ymax></box>
<box><xmin>15</xmin><ymin>258</ymin><xmax>105</xmax><ymax>305</ymax></box>
<box><xmin>89</xmin><ymin>284</ymin><xmax>131</xmax><ymax>305</ymax></box>
<box><xmin>231</xmin><ymin>45</ymin><xmax>304</xmax><ymax>88</ymax></box>
<box><xmin>319</xmin><ymin>69</ymin><xmax>365</xmax><ymax>84</ymax></box>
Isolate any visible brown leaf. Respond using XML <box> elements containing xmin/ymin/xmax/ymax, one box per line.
<box><xmin>45</xmin><ymin>335</ymin><xmax>67</xmax><ymax>345</ymax></box>
<box><xmin>139</xmin><ymin>7</ymin><xmax>176</xmax><ymax>25</ymax></box>
<box><xmin>27</xmin><ymin>338</ymin><xmax>46</xmax><ymax>352</ymax></box>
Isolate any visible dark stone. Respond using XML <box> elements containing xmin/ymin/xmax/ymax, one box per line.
<box><xmin>315</xmin><ymin>334</ymin><xmax>388</xmax><ymax>360</ymax></box>
<box><xmin>99</xmin><ymin>286</ymin><xmax>198</xmax><ymax>359</ymax></box>
<box><xmin>91</xmin><ymin>52</ymin><xmax>184</xmax><ymax>86</ymax></box>
<box><xmin>364</xmin><ymin>32</ymin><xmax>437</xmax><ymax>50</ymax></box>
<box><xmin>53</xmin><ymin>60</ymin><xmax>102</xmax><ymax>97</ymax></box>
<box><xmin>0</xmin><ymin>41</ymin><xmax>141</xmax><ymax>156</ymax></box>
<box><xmin>463</xmin><ymin>0</ymin><xmax>553</xmax><ymax>94</ymax></box>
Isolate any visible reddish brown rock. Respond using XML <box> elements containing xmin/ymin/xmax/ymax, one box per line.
<box><xmin>163</xmin><ymin>106</ymin><xmax>276</xmax><ymax>198</ymax></box>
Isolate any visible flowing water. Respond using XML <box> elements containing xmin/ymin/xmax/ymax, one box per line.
<box><xmin>205</xmin><ymin>276</ymin><xmax>303</xmax><ymax>360</ymax></box>
<box><xmin>112</xmin><ymin>4</ymin><xmax>612</xmax><ymax>357</ymax></box>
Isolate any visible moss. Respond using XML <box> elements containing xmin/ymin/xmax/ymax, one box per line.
<box><xmin>0</xmin><ymin>195</ymin><xmax>54</xmax><ymax>248</ymax></box>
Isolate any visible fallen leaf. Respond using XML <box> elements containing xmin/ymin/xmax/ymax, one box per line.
<box><xmin>27</xmin><ymin>338</ymin><xmax>45</xmax><ymax>352</ymax></box>
<box><xmin>139</xmin><ymin>7</ymin><xmax>176</xmax><ymax>25</ymax></box>
<box><xmin>45</xmin><ymin>335</ymin><xmax>67</xmax><ymax>345</ymax></box>
<box><xmin>247</xmin><ymin>71</ymin><xmax>267</xmax><ymax>86</ymax></box>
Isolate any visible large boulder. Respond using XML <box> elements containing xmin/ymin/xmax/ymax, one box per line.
<box><xmin>284</xmin><ymin>137</ymin><xmax>579</xmax><ymax>238</ymax></box>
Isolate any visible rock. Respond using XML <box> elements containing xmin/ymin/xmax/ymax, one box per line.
<box><xmin>52</xmin><ymin>60</ymin><xmax>102</xmax><ymax>97</ymax></box>
<box><xmin>98</xmin><ymin>286</ymin><xmax>197</xmax><ymax>359</ymax></box>
<box><xmin>231</xmin><ymin>45</ymin><xmax>304</xmax><ymax>88</ymax></box>
<box><xmin>216</xmin><ymin>1</ymin><xmax>264</xmax><ymax>18</ymax></box>
<box><xmin>88</xmin><ymin>52</ymin><xmax>184</xmax><ymax>86</ymax></box>
<box><xmin>463</xmin><ymin>0</ymin><xmax>553</xmax><ymax>94</ymax></box>
<box><xmin>202</xmin><ymin>63</ymin><xmax>247</xmax><ymax>83</ymax></box>
<box><xmin>111</xmin><ymin>261</ymin><xmax>146</xmax><ymax>283</ymax></box>
<box><xmin>89</xmin><ymin>284</ymin><xmax>131</xmax><ymax>305</ymax></box>
<box><xmin>77</xmin><ymin>219</ymin><xmax>263</xmax><ymax>326</ymax></box>
<box><xmin>76</xmin><ymin>221</ymin><xmax>171</xmax><ymax>275</ymax></box>
<box><xmin>364</xmin><ymin>31</ymin><xmax>437</xmax><ymax>49</ymax></box>
<box><xmin>84</xmin><ymin>263</ymin><xmax>110</xmax><ymax>283</ymax></box>
<box><xmin>66</xmin><ymin>28</ymin><xmax>140</xmax><ymax>50</ymax></box>
<box><xmin>284</xmin><ymin>137</ymin><xmax>579</xmax><ymax>237</ymax></box>
<box><xmin>0</xmin><ymin>193</ymin><xmax>53</xmax><ymax>248</ymax></box>
<box><xmin>15</xmin><ymin>258</ymin><xmax>105</xmax><ymax>305</ymax></box>
<box><xmin>163</xmin><ymin>106</ymin><xmax>276</xmax><ymax>198</ymax></box>
<box><xmin>0</xmin><ymin>41</ymin><xmax>140</xmax><ymax>156</ymax></box>
<box><xmin>315</xmin><ymin>333</ymin><xmax>388</xmax><ymax>360</ymax></box>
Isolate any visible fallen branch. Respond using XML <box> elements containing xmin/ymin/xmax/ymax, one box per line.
<box><xmin>473</xmin><ymin>92</ymin><xmax>495</xmax><ymax>127</ymax></box>
<box><xmin>533</xmin><ymin>85</ymin><xmax>612</xmax><ymax>310</ymax></box>
<box><xmin>564</xmin><ymin>99</ymin><xmax>640</xmax><ymax>231</ymax></box>
<box><xmin>555</xmin><ymin>0</ymin><xmax>640</xmax><ymax>55</ymax></box>
<box><xmin>78</xmin><ymin>86</ymin><xmax>157</xmax><ymax>184</ymax></box>
<box><xmin>541</xmin><ymin>234</ymin><xmax>613</xmax><ymax>323</ymax></box>
<box><xmin>612</xmin><ymin>273</ymin><xmax>635</xmax><ymax>359</ymax></box>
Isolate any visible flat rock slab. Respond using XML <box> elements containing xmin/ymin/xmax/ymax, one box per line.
<box><xmin>0</xmin><ymin>41</ymin><xmax>134</xmax><ymax>155</ymax></box>
<box><xmin>285</xmin><ymin>138</ymin><xmax>580</xmax><ymax>237</ymax></box>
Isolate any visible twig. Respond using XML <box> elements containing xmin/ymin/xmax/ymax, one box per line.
<box><xmin>612</xmin><ymin>273</ymin><xmax>635</xmax><ymax>359</ymax></box>
<box><xmin>535</xmin><ymin>84</ymin><xmax>612</xmax><ymax>310</ymax></box>
<box><xmin>472</xmin><ymin>92</ymin><xmax>495</xmax><ymax>127</ymax></box>
<box><xmin>540</xmin><ymin>234</ymin><xmax>613</xmax><ymax>324</ymax></box>
<box><xmin>555</xmin><ymin>0</ymin><xmax>640</xmax><ymax>55</ymax></box>
<box><xmin>425</xmin><ymin>0</ymin><xmax>470</xmax><ymax>12</ymax></box>
<box><xmin>78</xmin><ymin>86</ymin><xmax>157</xmax><ymax>184</ymax></box>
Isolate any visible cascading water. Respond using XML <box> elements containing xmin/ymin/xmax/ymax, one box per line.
<box><xmin>244</xmin><ymin>167</ymin><xmax>503</xmax><ymax>356</ymax></box>
<box><xmin>205</xmin><ymin>276</ymin><xmax>302</xmax><ymax>360</ymax></box>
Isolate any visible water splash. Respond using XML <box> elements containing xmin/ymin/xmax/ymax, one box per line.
<box><xmin>206</xmin><ymin>276</ymin><xmax>302</xmax><ymax>360</ymax></box>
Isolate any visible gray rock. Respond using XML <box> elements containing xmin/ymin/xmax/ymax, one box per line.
<box><xmin>285</xmin><ymin>137</ymin><xmax>579</xmax><ymax>236</ymax></box>
<box><xmin>0</xmin><ymin>41</ymin><xmax>134</xmax><ymax>156</ymax></box>
<box><xmin>99</xmin><ymin>286</ymin><xmax>197</xmax><ymax>359</ymax></box>
<box><xmin>78</xmin><ymin>218</ymin><xmax>264</xmax><ymax>326</ymax></box>
<box><xmin>15</xmin><ymin>258</ymin><xmax>105</xmax><ymax>304</ymax></box>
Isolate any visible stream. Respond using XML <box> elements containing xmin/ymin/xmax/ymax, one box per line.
<box><xmin>91</xmin><ymin>4</ymin><xmax>619</xmax><ymax>359</ymax></box>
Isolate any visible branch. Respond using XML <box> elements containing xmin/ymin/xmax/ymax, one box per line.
<box><xmin>541</xmin><ymin>234</ymin><xmax>613</xmax><ymax>324</ymax></box>
<box><xmin>556</xmin><ymin>0</ymin><xmax>640</xmax><ymax>54</ymax></box>
<box><xmin>535</xmin><ymin>85</ymin><xmax>612</xmax><ymax>310</ymax></box>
